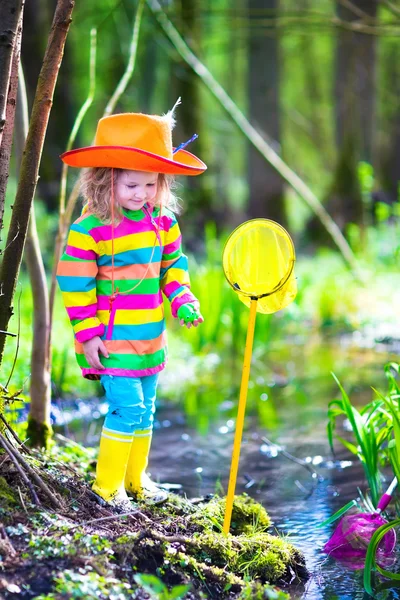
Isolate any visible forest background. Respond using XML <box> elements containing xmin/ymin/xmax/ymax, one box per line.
<box><xmin>1</xmin><ymin>0</ymin><xmax>400</xmax><ymax>443</ymax></box>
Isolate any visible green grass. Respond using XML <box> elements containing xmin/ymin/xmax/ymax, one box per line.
<box><xmin>327</xmin><ymin>362</ymin><xmax>400</xmax><ymax>509</ymax></box>
<box><xmin>3</xmin><ymin>216</ymin><xmax>400</xmax><ymax>406</ymax></box>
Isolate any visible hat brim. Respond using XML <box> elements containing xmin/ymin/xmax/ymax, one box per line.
<box><xmin>60</xmin><ymin>145</ymin><xmax>207</xmax><ymax>176</ymax></box>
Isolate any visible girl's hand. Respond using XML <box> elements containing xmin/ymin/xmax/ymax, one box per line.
<box><xmin>177</xmin><ymin>303</ymin><xmax>204</xmax><ymax>329</ymax></box>
<box><xmin>180</xmin><ymin>313</ymin><xmax>204</xmax><ymax>329</ymax></box>
<box><xmin>82</xmin><ymin>336</ymin><xmax>109</xmax><ymax>369</ymax></box>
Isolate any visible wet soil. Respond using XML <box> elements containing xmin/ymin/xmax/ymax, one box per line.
<box><xmin>0</xmin><ymin>438</ymin><xmax>307</xmax><ymax>600</ymax></box>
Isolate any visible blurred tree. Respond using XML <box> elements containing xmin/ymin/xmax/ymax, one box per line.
<box><xmin>170</xmin><ymin>0</ymin><xmax>214</xmax><ymax>239</ymax></box>
<box><xmin>308</xmin><ymin>0</ymin><xmax>378</xmax><ymax>240</ymax></box>
<box><xmin>247</xmin><ymin>0</ymin><xmax>285</xmax><ymax>225</ymax></box>
<box><xmin>297</xmin><ymin>0</ymin><xmax>333</xmax><ymax>163</ymax></box>
<box><xmin>331</xmin><ymin>0</ymin><xmax>378</xmax><ymax>229</ymax></box>
<box><xmin>147</xmin><ymin>0</ymin><xmax>358</xmax><ymax>272</ymax></box>
<box><xmin>377</xmin><ymin>42</ymin><xmax>400</xmax><ymax>207</ymax></box>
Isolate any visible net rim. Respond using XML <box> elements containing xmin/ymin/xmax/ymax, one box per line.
<box><xmin>222</xmin><ymin>218</ymin><xmax>296</xmax><ymax>298</ymax></box>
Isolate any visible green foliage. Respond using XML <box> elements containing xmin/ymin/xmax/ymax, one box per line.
<box><xmin>325</xmin><ymin>362</ymin><xmax>400</xmax><ymax>595</ymax></box>
<box><xmin>363</xmin><ymin>519</ymin><xmax>400</xmax><ymax>595</ymax></box>
<box><xmin>358</xmin><ymin>161</ymin><xmax>374</xmax><ymax>197</ymax></box>
<box><xmin>10</xmin><ymin>485</ymin><xmax>301</xmax><ymax>599</ymax></box>
<box><xmin>239</xmin><ymin>581</ymin><xmax>290</xmax><ymax>600</ymax></box>
<box><xmin>193</xmin><ymin>494</ymin><xmax>271</xmax><ymax>535</ymax></box>
<box><xmin>178</xmin><ymin>495</ymin><xmax>302</xmax><ymax>585</ymax></box>
<box><xmin>5</xmin><ymin>214</ymin><xmax>400</xmax><ymax>406</ymax></box>
<box><xmin>317</xmin><ymin>499</ymin><xmax>359</xmax><ymax>529</ymax></box>
<box><xmin>52</xmin><ymin>443</ymin><xmax>96</xmax><ymax>480</ymax></box>
<box><xmin>0</xmin><ymin>476</ymin><xmax>18</xmax><ymax>507</ymax></box>
<box><xmin>328</xmin><ymin>373</ymin><xmax>383</xmax><ymax>506</ymax></box>
<box><xmin>35</xmin><ymin>568</ymin><xmax>134</xmax><ymax>600</ymax></box>
<box><xmin>327</xmin><ymin>362</ymin><xmax>400</xmax><ymax>509</ymax></box>
<box><xmin>28</xmin><ymin>531</ymin><xmax>113</xmax><ymax>559</ymax></box>
<box><xmin>134</xmin><ymin>574</ymin><xmax>190</xmax><ymax>600</ymax></box>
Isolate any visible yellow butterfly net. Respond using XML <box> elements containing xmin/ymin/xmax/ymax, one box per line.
<box><xmin>223</xmin><ymin>219</ymin><xmax>297</xmax><ymax>314</ymax></box>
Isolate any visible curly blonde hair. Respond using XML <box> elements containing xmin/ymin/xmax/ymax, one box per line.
<box><xmin>79</xmin><ymin>167</ymin><xmax>180</xmax><ymax>223</ymax></box>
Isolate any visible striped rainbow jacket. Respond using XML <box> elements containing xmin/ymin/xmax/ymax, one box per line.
<box><xmin>56</xmin><ymin>204</ymin><xmax>198</xmax><ymax>379</ymax></box>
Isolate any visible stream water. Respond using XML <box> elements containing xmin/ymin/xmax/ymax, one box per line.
<box><xmin>53</xmin><ymin>333</ymin><xmax>400</xmax><ymax>599</ymax></box>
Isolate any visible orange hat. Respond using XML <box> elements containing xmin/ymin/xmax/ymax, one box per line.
<box><xmin>60</xmin><ymin>109</ymin><xmax>207</xmax><ymax>176</ymax></box>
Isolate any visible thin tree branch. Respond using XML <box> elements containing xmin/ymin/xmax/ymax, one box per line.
<box><xmin>0</xmin><ymin>434</ymin><xmax>40</xmax><ymax>504</ymax></box>
<box><xmin>70</xmin><ymin>511</ymin><xmax>145</xmax><ymax>530</ymax></box>
<box><xmin>0</xmin><ymin>432</ymin><xmax>62</xmax><ymax>508</ymax></box>
<box><xmin>0</xmin><ymin>524</ymin><xmax>17</xmax><ymax>556</ymax></box>
<box><xmin>261</xmin><ymin>436</ymin><xmax>323</xmax><ymax>480</ymax></box>
<box><xmin>59</xmin><ymin>28</ymin><xmax>97</xmax><ymax>217</ymax></box>
<box><xmin>104</xmin><ymin>0</ymin><xmax>145</xmax><ymax>116</ymax></box>
<box><xmin>246</xmin><ymin>15</ymin><xmax>399</xmax><ymax>36</ymax></box>
<box><xmin>338</xmin><ymin>0</ymin><xmax>376</xmax><ymax>20</ymax></box>
<box><xmin>5</xmin><ymin>288</ymin><xmax>21</xmax><ymax>389</ymax></box>
<box><xmin>0</xmin><ymin>414</ymin><xmax>32</xmax><ymax>454</ymax></box>
<box><xmin>379</xmin><ymin>0</ymin><xmax>400</xmax><ymax>18</ymax></box>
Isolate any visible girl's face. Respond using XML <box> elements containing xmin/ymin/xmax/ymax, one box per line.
<box><xmin>115</xmin><ymin>170</ymin><xmax>159</xmax><ymax>211</ymax></box>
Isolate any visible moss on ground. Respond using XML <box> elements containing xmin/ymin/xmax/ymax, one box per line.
<box><xmin>190</xmin><ymin>494</ymin><xmax>271</xmax><ymax>535</ymax></box>
<box><xmin>0</xmin><ymin>475</ymin><xmax>18</xmax><ymax>507</ymax></box>
<box><xmin>26</xmin><ymin>417</ymin><xmax>53</xmax><ymax>450</ymax></box>
<box><xmin>0</xmin><ymin>439</ymin><xmax>308</xmax><ymax>599</ymax></box>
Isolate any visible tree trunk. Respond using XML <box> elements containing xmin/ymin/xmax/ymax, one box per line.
<box><xmin>0</xmin><ymin>0</ymin><xmax>24</xmax><ymax>149</ymax></box>
<box><xmin>247</xmin><ymin>0</ymin><xmax>285</xmax><ymax>225</ymax></box>
<box><xmin>332</xmin><ymin>0</ymin><xmax>377</xmax><ymax>226</ymax></box>
<box><xmin>15</xmin><ymin>66</ymin><xmax>52</xmax><ymax>447</ymax></box>
<box><xmin>376</xmin><ymin>43</ymin><xmax>400</xmax><ymax>207</ymax></box>
<box><xmin>171</xmin><ymin>0</ymin><xmax>214</xmax><ymax>242</ymax></box>
<box><xmin>297</xmin><ymin>0</ymin><xmax>333</xmax><ymax>165</ymax></box>
<box><xmin>307</xmin><ymin>0</ymin><xmax>378</xmax><ymax>241</ymax></box>
<box><xmin>0</xmin><ymin>0</ymin><xmax>75</xmax><ymax>362</ymax></box>
<box><xmin>335</xmin><ymin>1</ymin><xmax>377</xmax><ymax>161</ymax></box>
<box><xmin>0</xmin><ymin>3</ymin><xmax>24</xmax><ymax>244</ymax></box>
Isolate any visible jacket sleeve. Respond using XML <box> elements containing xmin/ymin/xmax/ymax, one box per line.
<box><xmin>160</xmin><ymin>213</ymin><xmax>199</xmax><ymax>317</ymax></box>
<box><xmin>56</xmin><ymin>223</ymin><xmax>105</xmax><ymax>343</ymax></box>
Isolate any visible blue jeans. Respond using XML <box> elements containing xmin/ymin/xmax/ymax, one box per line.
<box><xmin>100</xmin><ymin>374</ymin><xmax>159</xmax><ymax>435</ymax></box>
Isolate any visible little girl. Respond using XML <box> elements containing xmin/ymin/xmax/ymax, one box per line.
<box><xmin>57</xmin><ymin>108</ymin><xmax>207</xmax><ymax>509</ymax></box>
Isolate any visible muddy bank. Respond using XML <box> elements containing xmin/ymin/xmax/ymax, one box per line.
<box><xmin>0</xmin><ymin>436</ymin><xmax>308</xmax><ymax>599</ymax></box>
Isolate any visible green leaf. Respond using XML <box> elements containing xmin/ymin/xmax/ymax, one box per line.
<box><xmin>317</xmin><ymin>500</ymin><xmax>358</xmax><ymax>528</ymax></box>
<box><xmin>364</xmin><ymin>519</ymin><xmax>400</xmax><ymax>595</ymax></box>
<box><xmin>168</xmin><ymin>584</ymin><xmax>191</xmax><ymax>599</ymax></box>
<box><xmin>333</xmin><ymin>435</ymin><xmax>360</xmax><ymax>456</ymax></box>
<box><xmin>134</xmin><ymin>573</ymin><xmax>166</xmax><ymax>595</ymax></box>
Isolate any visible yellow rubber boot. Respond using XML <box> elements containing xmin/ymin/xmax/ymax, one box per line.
<box><xmin>92</xmin><ymin>429</ymin><xmax>133</xmax><ymax>507</ymax></box>
<box><xmin>125</xmin><ymin>430</ymin><xmax>168</xmax><ymax>503</ymax></box>
<box><xmin>125</xmin><ymin>429</ymin><xmax>152</xmax><ymax>493</ymax></box>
